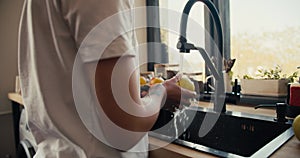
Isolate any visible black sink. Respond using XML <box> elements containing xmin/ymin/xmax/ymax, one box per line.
<box><xmin>151</xmin><ymin>107</ymin><xmax>294</xmax><ymax>158</ymax></box>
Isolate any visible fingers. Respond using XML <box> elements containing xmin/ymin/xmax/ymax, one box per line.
<box><xmin>179</xmin><ymin>98</ymin><xmax>192</xmax><ymax>106</ymax></box>
<box><xmin>163</xmin><ymin>97</ymin><xmax>193</xmax><ymax>111</ymax></box>
<box><xmin>168</xmin><ymin>73</ymin><xmax>183</xmax><ymax>83</ymax></box>
<box><xmin>163</xmin><ymin>75</ymin><xmax>197</xmax><ymax>100</ymax></box>
<box><xmin>168</xmin><ymin>73</ymin><xmax>196</xmax><ymax>97</ymax></box>
<box><xmin>162</xmin><ymin>73</ymin><xmax>198</xmax><ymax>111</ymax></box>
<box><xmin>174</xmin><ymin>73</ymin><xmax>183</xmax><ymax>82</ymax></box>
<box><xmin>180</xmin><ymin>87</ymin><xmax>197</xmax><ymax>98</ymax></box>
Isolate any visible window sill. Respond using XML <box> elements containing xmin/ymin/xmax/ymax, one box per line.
<box><xmin>199</xmin><ymin>92</ymin><xmax>287</xmax><ymax>106</ymax></box>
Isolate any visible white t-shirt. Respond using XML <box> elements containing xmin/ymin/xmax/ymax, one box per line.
<box><xmin>18</xmin><ymin>0</ymin><xmax>147</xmax><ymax>157</ymax></box>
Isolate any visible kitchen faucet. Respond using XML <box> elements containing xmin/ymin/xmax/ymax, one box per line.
<box><xmin>254</xmin><ymin>103</ymin><xmax>288</xmax><ymax>123</ymax></box>
<box><xmin>177</xmin><ymin>0</ymin><xmax>226</xmax><ymax>113</ymax></box>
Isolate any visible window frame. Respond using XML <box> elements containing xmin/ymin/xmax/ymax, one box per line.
<box><xmin>146</xmin><ymin>0</ymin><xmax>168</xmax><ymax>71</ymax></box>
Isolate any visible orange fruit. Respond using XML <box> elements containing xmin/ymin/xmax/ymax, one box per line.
<box><xmin>150</xmin><ymin>77</ymin><xmax>164</xmax><ymax>85</ymax></box>
<box><xmin>140</xmin><ymin>76</ymin><xmax>147</xmax><ymax>86</ymax></box>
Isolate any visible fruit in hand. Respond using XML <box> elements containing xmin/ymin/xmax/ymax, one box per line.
<box><xmin>140</xmin><ymin>76</ymin><xmax>147</xmax><ymax>86</ymax></box>
<box><xmin>150</xmin><ymin>77</ymin><xmax>164</xmax><ymax>85</ymax></box>
<box><xmin>177</xmin><ymin>75</ymin><xmax>195</xmax><ymax>91</ymax></box>
<box><xmin>293</xmin><ymin>114</ymin><xmax>300</xmax><ymax>141</ymax></box>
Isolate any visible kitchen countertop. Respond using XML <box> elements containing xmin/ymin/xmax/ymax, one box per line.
<box><xmin>8</xmin><ymin>93</ymin><xmax>23</xmax><ymax>105</ymax></box>
<box><xmin>8</xmin><ymin>93</ymin><xmax>300</xmax><ymax>157</ymax></box>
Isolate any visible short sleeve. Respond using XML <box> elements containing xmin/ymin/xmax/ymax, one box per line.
<box><xmin>60</xmin><ymin>0</ymin><xmax>137</xmax><ymax>62</ymax></box>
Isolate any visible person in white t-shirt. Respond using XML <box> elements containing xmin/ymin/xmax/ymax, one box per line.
<box><xmin>18</xmin><ymin>0</ymin><xmax>195</xmax><ymax>157</ymax></box>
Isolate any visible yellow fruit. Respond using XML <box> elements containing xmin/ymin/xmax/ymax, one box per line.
<box><xmin>177</xmin><ymin>75</ymin><xmax>195</xmax><ymax>91</ymax></box>
<box><xmin>140</xmin><ymin>76</ymin><xmax>147</xmax><ymax>86</ymax></box>
<box><xmin>293</xmin><ymin>114</ymin><xmax>300</xmax><ymax>141</ymax></box>
<box><xmin>150</xmin><ymin>77</ymin><xmax>164</xmax><ymax>85</ymax></box>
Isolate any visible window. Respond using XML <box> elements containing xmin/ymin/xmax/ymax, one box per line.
<box><xmin>230</xmin><ymin>0</ymin><xmax>300</xmax><ymax>79</ymax></box>
<box><xmin>154</xmin><ymin>0</ymin><xmax>299</xmax><ymax>82</ymax></box>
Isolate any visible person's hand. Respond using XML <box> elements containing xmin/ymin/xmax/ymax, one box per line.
<box><xmin>162</xmin><ymin>74</ymin><xmax>196</xmax><ymax>111</ymax></box>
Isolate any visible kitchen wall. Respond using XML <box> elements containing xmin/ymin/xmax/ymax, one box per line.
<box><xmin>0</xmin><ymin>0</ymin><xmax>24</xmax><ymax>156</ymax></box>
<box><xmin>0</xmin><ymin>0</ymin><xmax>24</xmax><ymax>113</ymax></box>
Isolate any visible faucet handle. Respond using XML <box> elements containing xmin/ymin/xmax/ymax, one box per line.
<box><xmin>275</xmin><ymin>103</ymin><xmax>287</xmax><ymax>123</ymax></box>
<box><xmin>177</xmin><ymin>41</ymin><xmax>195</xmax><ymax>53</ymax></box>
<box><xmin>254</xmin><ymin>103</ymin><xmax>287</xmax><ymax>123</ymax></box>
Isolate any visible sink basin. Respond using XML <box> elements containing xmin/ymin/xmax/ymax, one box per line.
<box><xmin>151</xmin><ymin>106</ymin><xmax>294</xmax><ymax>158</ymax></box>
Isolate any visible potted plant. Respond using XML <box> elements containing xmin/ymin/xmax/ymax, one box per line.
<box><xmin>241</xmin><ymin>65</ymin><xmax>298</xmax><ymax>97</ymax></box>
